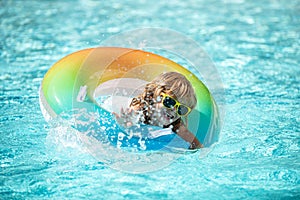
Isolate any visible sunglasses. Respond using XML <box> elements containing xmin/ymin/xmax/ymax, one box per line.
<box><xmin>161</xmin><ymin>94</ymin><xmax>191</xmax><ymax>116</ymax></box>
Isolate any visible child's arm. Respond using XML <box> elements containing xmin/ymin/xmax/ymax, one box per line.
<box><xmin>176</xmin><ymin>125</ymin><xmax>203</xmax><ymax>149</ymax></box>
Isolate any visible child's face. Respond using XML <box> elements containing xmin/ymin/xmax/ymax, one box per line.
<box><xmin>150</xmin><ymin>93</ymin><xmax>187</xmax><ymax>127</ymax></box>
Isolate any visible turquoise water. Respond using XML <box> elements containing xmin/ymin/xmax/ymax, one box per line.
<box><xmin>1</xmin><ymin>0</ymin><xmax>299</xmax><ymax>199</ymax></box>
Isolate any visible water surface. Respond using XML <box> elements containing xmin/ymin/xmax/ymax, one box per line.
<box><xmin>1</xmin><ymin>0</ymin><xmax>299</xmax><ymax>199</ymax></box>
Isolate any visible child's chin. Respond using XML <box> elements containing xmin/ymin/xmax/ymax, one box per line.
<box><xmin>162</xmin><ymin>119</ymin><xmax>174</xmax><ymax>127</ymax></box>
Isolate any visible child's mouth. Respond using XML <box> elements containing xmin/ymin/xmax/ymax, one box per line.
<box><xmin>165</xmin><ymin>112</ymin><xmax>175</xmax><ymax>119</ymax></box>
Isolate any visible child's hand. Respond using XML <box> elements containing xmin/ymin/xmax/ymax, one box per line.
<box><xmin>112</xmin><ymin>107</ymin><xmax>140</xmax><ymax>128</ymax></box>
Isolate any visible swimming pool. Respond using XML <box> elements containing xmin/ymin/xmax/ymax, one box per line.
<box><xmin>1</xmin><ymin>0</ymin><xmax>299</xmax><ymax>199</ymax></box>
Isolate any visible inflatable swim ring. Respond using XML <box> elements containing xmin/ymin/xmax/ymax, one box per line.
<box><xmin>39</xmin><ymin>47</ymin><xmax>220</xmax><ymax>151</ymax></box>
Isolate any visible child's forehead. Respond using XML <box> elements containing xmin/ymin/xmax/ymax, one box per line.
<box><xmin>160</xmin><ymin>90</ymin><xmax>176</xmax><ymax>98</ymax></box>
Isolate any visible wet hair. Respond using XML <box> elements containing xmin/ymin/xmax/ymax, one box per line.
<box><xmin>130</xmin><ymin>72</ymin><xmax>197</xmax><ymax>125</ymax></box>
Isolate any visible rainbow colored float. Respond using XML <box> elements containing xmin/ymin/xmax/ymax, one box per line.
<box><xmin>39</xmin><ymin>47</ymin><xmax>220</xmax><ymax>151</ymax></box>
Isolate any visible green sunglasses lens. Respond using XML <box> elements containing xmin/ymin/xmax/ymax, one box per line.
<box><xmin>163</xmin><ymin>96</ymin><xmax>177</xmax><ymax>108</ymax></box>
<box><xmin>178</xmin><ymin>105</ymin><xmax>189</xmax><ymax>116</ymax></box>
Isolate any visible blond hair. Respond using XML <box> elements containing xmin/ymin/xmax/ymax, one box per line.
<box><xmin>130</xmin><ymin>72</ymin><xmax>197</xmax><ymax>124</ymax></box>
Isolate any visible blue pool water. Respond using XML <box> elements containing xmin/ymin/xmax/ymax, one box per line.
<box><xmin>1</xmin><ymin>0</ymin><xmax>299</xmax><ymax>199</ymax></box>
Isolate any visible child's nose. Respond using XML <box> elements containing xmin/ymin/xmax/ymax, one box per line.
<box><xmin>172</xmin><ymin>105</ymin><xmax>178</xmax><ymax>113</ymax></box>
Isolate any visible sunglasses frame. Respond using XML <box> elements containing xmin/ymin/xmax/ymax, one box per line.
<box><xmin>160</xmin><ymin>93</ymin><xmax>191</xmax><ymax>116</ymax></box>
